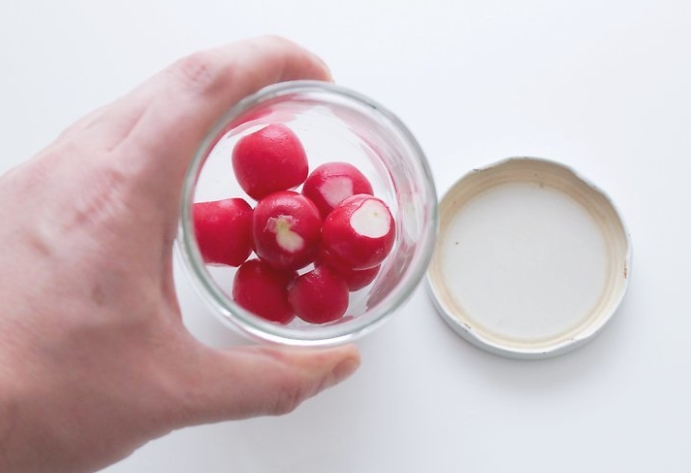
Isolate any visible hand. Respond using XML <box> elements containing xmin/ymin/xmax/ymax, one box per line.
<box><xmin>0</xmin><ymin>36</ymin><xmax>360</xmax><ymax>473</ymax></box>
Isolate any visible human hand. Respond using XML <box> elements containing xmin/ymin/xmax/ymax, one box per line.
<box><xmin>0</xmin><ymin>36</ymin><xmax>360</xmax><ymax>473</ymax></box>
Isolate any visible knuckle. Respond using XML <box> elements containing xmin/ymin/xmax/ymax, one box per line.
<box><xmin>171</xmin><ymin>51</ymin><xmax>220</xmax><ymax>93</ymax></box>
<box><xmin>270</xmin><ymin>382</ymin><xmax>307</xmax><ymax>416</ymax></box>
<box><xmin>64</xmin><ymin>164</ymin><xmax>131</xmax><ymax>231</ymax></box>
<box><xmin>266</xmin><ymin>367</ymin><xmax>319</xmax><ymax>416</ymax></box>
<box><xmin>266</xmin><ymin>368</ymin><xmax>334</xmax><ymax>416</ymax></box>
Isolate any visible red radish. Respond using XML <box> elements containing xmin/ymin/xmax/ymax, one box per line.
<box><xmin>253</xmin><ymin>191</ymin><xmax>322</xmax><ymax>271</ymax></box>
<box><xmin>322</xmin><ymin>194</ymin><xmax>395</xmax><ymax>270</ymax></box>
<box><xmin>315</xmin><ymin>249</ymin><xmax>380</xmax><ymax>291</ymax></box>
<box><xmin>232</xmin><ymin>124</ymin><xmax>308</xmax><ymax>200</ymax></box>
<box><xmin>288</xmin><ymin>266</ymin><xmax>349</xmax><ymax>324</ymax></box>
<box><xmin>193</xmin><ymin>198</ymin><xmax>253</xmax><ymax>266</ymax></box>
<box><xmin>232</xmin><ymin>259</ymin><xmax>296</xmax><ymax>324</ymax></box>
<box><xmin>302</xmin><ymin>162</ymin><xmax>374</xmax><ymax>218</ymax></box>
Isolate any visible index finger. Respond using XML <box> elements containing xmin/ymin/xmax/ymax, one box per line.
<box><xmin>92</xmin><ymin>36</ymin><xmax>331</xmax><ymax>196</ymax></box>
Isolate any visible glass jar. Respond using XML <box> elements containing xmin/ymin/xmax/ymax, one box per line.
<box><xmin>177</xmin><ymin>81</ymin><xmax>437</xmax><ymax>346</ymax></box>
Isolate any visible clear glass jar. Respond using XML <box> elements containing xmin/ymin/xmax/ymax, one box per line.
<box><xmin>177</xmin><ymin>81</ymin><xmax>437</xmax><ymax>346</ymax></box>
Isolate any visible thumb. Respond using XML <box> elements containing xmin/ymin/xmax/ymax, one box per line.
<box><xmin>176</xmin><ymin>343</ymin><xmax>360</xmax><ymax>424</ymax></box>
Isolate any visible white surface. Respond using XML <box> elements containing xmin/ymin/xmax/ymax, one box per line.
<box><xmin>1</xmin><ymin>1</ymin><xmax>690</xmax><ymax>471</ymax></box>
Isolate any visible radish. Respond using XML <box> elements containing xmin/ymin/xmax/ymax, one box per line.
<box><xmin>322</xmin><ymin>194</ymin><xmax>395</xmax><ymax>270</ymax></box>
<box><xmin>232</xmin><ymin>259</ymin><xmax>296</xmax><ymax>324</ymax></box>
<box><xmin>253</xmin><ymin>191</ymin><xmax>322</xmax><ymax>271</ymax></box>
<box><xmin>302</xmin><ymin>162</ymin><xmax>374</xmax><ymax>218</ymax></box>
<box><xmin>232</xmin><ymin>124</ymin><xmax>309</xmax><ymax>200</ymax></box>
<box><xmin>193</xmin><ymin>198</ymin><xmax>253</xmax><ymax>267</ymax></box>
<box><xmin>315</xmin><ymin>249</ymin><xmax>381</xmax><ymax>291</ymax></box>
<box><xmin>288</xmin><ymin>266</ymin><xmax>349</xmax><ymax>324</ymax></box>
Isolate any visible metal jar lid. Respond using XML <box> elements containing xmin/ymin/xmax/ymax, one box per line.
<box><xmin>426</xmin><ymin>157</ymin><xmax>632</xmax><ymax>359</ymax></box>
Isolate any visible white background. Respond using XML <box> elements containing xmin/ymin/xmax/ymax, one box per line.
<box><xmin>1</xmin><ymin>1</ymin><xmax>690</xmax><ymax>471</ymax></box>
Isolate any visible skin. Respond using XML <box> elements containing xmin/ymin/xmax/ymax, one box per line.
<box><xmin>0</xmin><ymin>36</ymin><xmax>360</xmax><ymax>473</ymax></box>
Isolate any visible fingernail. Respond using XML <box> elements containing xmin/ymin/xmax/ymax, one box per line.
<box><xmin>312</xmin><ymin>53</ymin><xmax>335</xmax><ymax>83</ymax></box>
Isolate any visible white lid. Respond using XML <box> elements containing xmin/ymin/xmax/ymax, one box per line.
<box><xmin>426</xmin><ymin>157</ymin><xmax>632</xmax><ymax>359</ymax></box>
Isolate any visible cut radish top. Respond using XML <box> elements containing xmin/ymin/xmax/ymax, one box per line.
<box><xmin>321</xmin><ymin>176</ymin><xmax>354</xmax><ymax>207</ymax></box>
<box><xmin>253</xmin><ymin>191</ymin><xmax>322</xmax><ymax>271</ymax></box>
<box><xmin>350</xmin><ymin>198</ymin><xmax>392</xmax><ymax>238</ymax></box>
<box><xmin>302</xmin><ymin>162</ymin><xmax>374</xmax><ymax>218</ymax></box>
<box><xmin>322</xmin><ymin>194</ymin><xmax>396</xmax><ymax>270</ymax></box>
<box><xmin>266</xmin><ymin>216</ymin><xmax>304</xmax><ymax>252</ymax></box>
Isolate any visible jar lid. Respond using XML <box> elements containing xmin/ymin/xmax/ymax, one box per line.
<box><xmin>426</xmin><ymin>157</ymin><xmax>631</xmax><ymax>359</ymax></box>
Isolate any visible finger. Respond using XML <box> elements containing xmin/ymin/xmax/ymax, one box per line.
<box><xmin>107</xmin><ymin>35</ymin><xmax>331</xmax><ymax>195</ymax></box>
<box><xmin>175</xmin><ymin>343</ymin><xmax>360</xmax><ymax>425</ymax></box>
